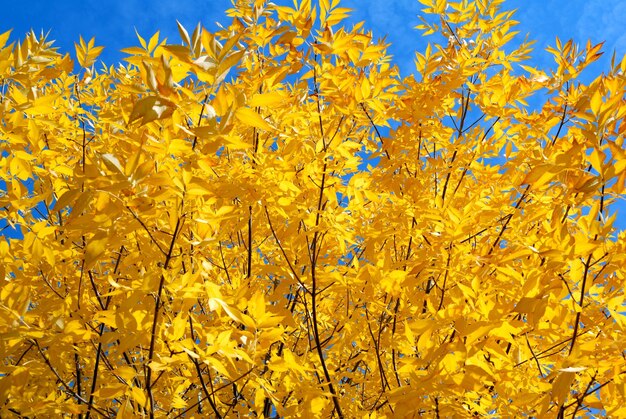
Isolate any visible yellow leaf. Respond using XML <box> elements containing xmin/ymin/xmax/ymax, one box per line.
<box><xmin>94</xmin><ymin>310</ymin><xmax>117</xmax><ymax>328</ymax></box>
<box><xmin>148</xmin><ymin>361</ymin><xmax>168</xmax><ymax>372</ymax></box>
<box><xmin>128</xmin><ymin>96</ymin><xmax>175</xmax><ymax>125</ymax></box>
<box><xmin>23</xmin><ymin>104</ymin><xmax>55</xmax><ymax>116</ymax></box>
<box><xmin>235</xmin><ymin>107</ymin><xmax>274</xmax><ymax>131</ymax></box>
<box><xmin>559</xmin><ymin>366</ymin><xmax>587</xmax><ymax>373</ymax></box>
<box><xmin>247</xmin><ymin>291</ymin><xmax>266</xmax><ymax>323</ymax></box>
<box><xmin>130</xmin><ymin>386</ymin><xmax>147</xmax><ymax>408</ymax></box>
<box><xmin>590</xmin><ymin>89</ymin><xmax>602</xmax><ymax>117</ymax></box>
<box><xmin>210</xmin><ymin>298</ymin><xmax>244</xmax><ymax>324</ymax></box>
<box><xmin>147</xmin><ymin>31</ymin><xmax>160</xmax><ymax>53</ymax></box>
<box><xmin>203</xmin><ymin>357</ymin><xmax>230</xmax><ymax>377</ymax></box>
<box><xmin>551</xmin><ymin>371</ymin><xmax>575</xmax><ymax>406</ymax></box>
<box><xmin>176</xmin><ymin>21</ymin><xmax>191</xmax><ymax>47</ymax></box>
<box><xmin>310</xmin><ymin>396</ymin><xmax>327</xmax><ymax>415</ymax></box>
<box><xmin>85</xmin><ymin>233</ymin><xmax>109</xmax><ymax>269</ymax></box>
<box><xmin>10</xmin><ymin>85</ymin><xmax>28</xmax><ymax>105</ymax></box>
<box><xmin>589</xmin><ymin>148</ymin><xmax>604</xmax><ymax>175</ymax></box>
<box><xmin>0</xmin><ymin>29</ymin><xmax>11</xmax><ymax>49</ymax></box>
<box><xmin>522</xmin><ymin>164</ymin><xmax>559</xmax><ymax>188</ymax></box>
<box><xmin>182</xmin><ymin>347</ymin><xmax>200</xmax><ymax>359</ymax></box>
<box><xmin>360</xmin><ymin>78</ymin><xmax>371</xmax><ymax>99</ymax></box>
<box><xmin>101</xmin><ymin>153</ymin><xmax>125</xmax><ymax>175</ymax></box>
<box><xmin>74</xmin><ymin>36</ymin><xmax>103</xmax><ymax>67</ymax></box>
<box><xmin>217</xmin><ymin>50</ymin><xmax>245</xmax><ymax>80</ymax></box>
<box><xmin>93</xmin><ymin>383</ymin><xmax>127</xmax><ymax>399</ymax></box>
<box><xmin>248</xmin><ymin>92</ymin><xmax>285</xmax><ymax>107</ymax></box>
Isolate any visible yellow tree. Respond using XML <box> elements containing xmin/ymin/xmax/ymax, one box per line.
<box><xmin>1</xmin><ymin>0</ymin><xmax>625</xmax><ymax>417</ymax></box>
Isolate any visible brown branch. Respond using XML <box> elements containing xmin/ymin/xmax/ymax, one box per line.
<box><xmin>514</xmin><ymin>329</ymin><xmax>587</xmax><ymax>367</ymax></box>
<box><xmin>262</xmin><ymin>287</ymin><xmax>303</xmax><ymax>416</ymax></box>
<box><xmin>188</xmin><ymin>316</ymin><xmax>222</xmax><ymax>418</ymax></box>
<box><xmin>489</xmin><ymin>184</ymin><xmax>529</xmax><ymax>254</ymax></box>
<box><xmin>364</xmin><ymin>306</ymin><xmax>390</xmax><ymax>395</ymax></box>
<box><xmin>85</xmin><ymin>246</ymin><xmax>125</xmax><ymax>419</ymax></box>
<box><xmin>443</xmin><ymin>19</ymin><xmax>462</xmax><ymax>47</ymax></box>
<box><xmin>126</xmin><ymin>206</ymin><xmax>168</xmax><ymax>256</ymax></box>
<box><xmin>525</xmin><ymin>333</ymin><xmax>544</xmax><ymax>376</ymax></box>
<box><xmin>390</xmin><ymin>297</ymin><xmax>403</xmax><ymax>388</ymax></box>
<box><xmin>264</xmin><ymin>206</ymin><xmax>310</xmax><ymax>294</ymax></box>
<box><xmin>13</xmin><ymin>342</ymin><xmax>34</xmax><ymax>367</ymax></box>
<box><xmin>33</xmin><ymin>340</ymin><xmax>108</xmax><ymax>417</ymax></box>
<box><xmin>568</xmin><ymin>254</ymin><xmax>592</xmax><ymax>356</ymax></box>
<box><xmin>191</xmin><ymin>94</ymin><xmax>209</xmax><ymax>150</ymax></box>
<box><xmin>38</xmin><ymin>270</ymin><xmax>65</xmax><ymax>299</ymax></box>
<box><xmin>75</xmin><ymin>352</ymin><xmax>83</xmax><ymax>414</ymax></box>
<box><xmin>437</xmin><ymin>245</ymin><xmax>452</xmax><ymax>311</ymax></box>
<box><xmin>360</xmin><ymin>103</ymin><xmax>390</xmax><ymax>159</ymax></box>
<box><xmin>312</xmin><ymin>65</ymin><xmax>327</xmax><ymax>148</ymax></box>
<box><xmin>441</xmin><ymin>89</ymin><xmax>470</xmax><ymax>203</ymax></box>
<box><xmin>218</xmin><ymin>242</ymin><xmax>232</xmax><ymax>283</ymax></box>
<box><xmin>308</xmin><ymin>97</ymin><xmax>344</xmax><ymax>416</ymax></box>
<box><xmin>146</xmin><ymin>217</ymin><xmax>182</xmax><ymax>418</ymax></box>
<box><xmin>569</xmin><ymin>371</ymin><xmax>597</xmax><ymax>418</ymax></box>
<box><xmin>172</xmin><ymin>368</ymin><xmax>257</xmax><ymax>419</ymax></box>
<box><xmin>551</xmin><ymin>100</ymin><xmax>568</xmax><ymax>146</ymax></box>
<box><xmin>247</xmin><ymin>205</ymin><xmax>252</xmax><ymax>279</ymax></box>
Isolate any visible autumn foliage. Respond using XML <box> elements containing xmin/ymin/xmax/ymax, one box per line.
<box><xmin>1</xmin><ymin>0</ymin><xmax>626</xmax><ymax>417</ymax></box>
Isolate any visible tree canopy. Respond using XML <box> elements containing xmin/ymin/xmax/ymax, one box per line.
<box><xmin>1</xmin><ymin>0</ymin><xmax>625</xmax><ymax>417</ymax></box>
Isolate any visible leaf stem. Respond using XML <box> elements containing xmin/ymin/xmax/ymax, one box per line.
<box><xmin>146</xmin><ymin>217</ymin><xmax>182</xmax><ymax>418</ymax></box>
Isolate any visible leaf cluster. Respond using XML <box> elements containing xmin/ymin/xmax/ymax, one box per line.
<box><xmin>1</xmin><ymin>1</ymin><xmax>625</xmax><ymax>417</ymax></box>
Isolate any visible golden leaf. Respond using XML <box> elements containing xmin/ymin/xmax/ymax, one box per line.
<box><xmin>235</xmin><ymin>106</ymin><xmax>274</xmax><ymax>131</ymax></box>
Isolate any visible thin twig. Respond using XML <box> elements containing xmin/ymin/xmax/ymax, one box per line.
<box><xmin>360</xmin><ymin>103</ymin><xmax>390</xmax><ymax>159</ymax></box>
<box><xmin>188</xmin><ymin>316</ymin><xmax>222</xmax><ymax>418</ymax></box>
<box><xmin>33</xmin><ymin>340</ymin><xmax>108</xmax><ymax>417</ymax></box>
<box><xmin>172</xmin><ymin>368</ymin><xmax>257</xmax><ymax>419</ymax></box>
<box><xmin>146</xmin><ymin>217</ymin><xmax>182</xmax><ymax>417</ymax></box>
<box><xmin>264</xmin><ymin>206</ymin><xmax>310</xmax><ymax>294</ymax></box>
<box><xmin>126</xmin><ymin>206</ymin><xmax>167</xmax><ymax>256</ymax></box>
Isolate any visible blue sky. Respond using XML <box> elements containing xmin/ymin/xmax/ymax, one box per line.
<box><xmin>3</xmin><ymin>0</ymin><xmax>625</xmax><ymax>230</ymax></box>
<box><xmin>4</xmin><ymin>0</ymin><xmax>625</xmax><ymax>76</ymax></box>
